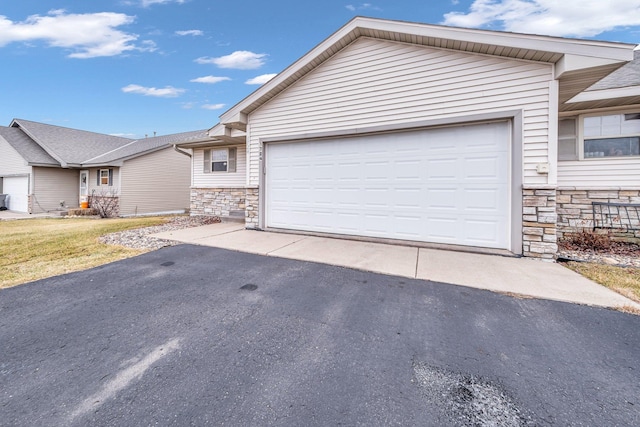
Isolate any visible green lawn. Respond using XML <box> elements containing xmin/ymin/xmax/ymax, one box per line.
<box><xmin>0</xmin><ymin>217</ymin><xmax>167</xmax><ymax>289</ymax></box>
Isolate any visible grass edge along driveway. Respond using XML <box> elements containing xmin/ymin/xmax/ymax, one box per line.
<box><xmin>0</xmin><ymin>217</ymin><xmax>168</xmax><ymax>289</ymax></box>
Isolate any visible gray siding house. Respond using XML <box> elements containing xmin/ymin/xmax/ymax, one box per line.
<box><xmin>177</xmin><ymin>17</ymin><xmax>640</xmax><ymax>259</ymax></box>
<box><xmin>0</xmin><ymin>119</ymin><xmax>204</xmax><ymax>216</ymax></box>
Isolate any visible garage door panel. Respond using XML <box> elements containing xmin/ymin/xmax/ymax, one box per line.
<box><xmin>266</xmin><ymin>121</ymin><xmax>510</xmax><ymax>249</ymax></box>
<box><xmin>3</xmin><ymin>176</ymin><xmax>29</xmax><ymax>212</ymax></box>
<box><xmin>465</xmin><ymin>219</ymin><xmax>505</xmax><ymax>245</ymax></box>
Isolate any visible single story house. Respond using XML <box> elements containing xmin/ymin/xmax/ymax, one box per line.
<box><xmin>175</xmin><ymin>17</ymin><xmax>639</xmax><ymax>259</ymax></box>
<box><xmin>0</xmin><ymin>119</ymin><xmax>205</xmax><ymax>216</ymax></box>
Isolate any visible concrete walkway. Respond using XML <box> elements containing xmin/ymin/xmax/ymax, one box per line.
<box><xmin>0</xmin><ymin>210</ymin><xmax>62</xmax><ymax>220</ymax></box>
<box><xmin>151</xmin><ymin>223</ymin><xmax>640</xmax><ymax>310</ymax></box>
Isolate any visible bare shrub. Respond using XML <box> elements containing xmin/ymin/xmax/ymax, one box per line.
<box><xmin>559</xmin><ymin>229</ymin><xmax>612</xmax><ymax>252</ymax></box>
<box><xmin>89</xmin><ymin>189</ymin><xmax>119</xmax><ymax>218</ymax></box>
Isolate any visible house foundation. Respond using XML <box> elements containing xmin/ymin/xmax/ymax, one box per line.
<box><xmin>190</xmin><ymin>188</ymin><xmax>246</xmax><ymax>219</ymax></box>
<box><xmin>556</xmin><ymin>188</ymin><xmax>640</xmax><ymax>240</ymax></box>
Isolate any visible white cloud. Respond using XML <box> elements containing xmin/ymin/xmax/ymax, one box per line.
<box><xmin>141</xmin><ymin>0</ymin><xmax>188</xmax><ymax>7</ymax></box>
<box><xmin>122</xmin><ymin>84</ymin><xmax>185</xmax><ymax>97</ymax></box>
<box><xmin>345</xmin><ymin>3</ymin><xmax>381</xmax><ymax>12</ymax></box>
<box><xmin>195</xmin><ymin>51</ymin><xmax>267</xmax><ymax>69</ymax></box>
<box><xmin>175</xmin><ymin>29</ymin><xmax>203</xmax><ymax>36</ymax></box>
<box><xmin>0</xmin><ymin>10</ymin><xmax>148</xmax><ymax>58</ymax></box>
<box><xmin>442</xmin><ymin>0</ymin><xmax>640</xmax><ymax>37</ymax></box>
<box><xmin>202</xmin><ymin>103</ymin><xmax>226</xmax><ymax>110</ymax></box>
<box><xmin>190</xmin><ymin>75</ymin><xmax>231</xmax><ymax>84</ymax></box>
<box><xmin>245</xmin><ymin>74</ymin><xmax>277</xmax><ymax>85</ymax></box>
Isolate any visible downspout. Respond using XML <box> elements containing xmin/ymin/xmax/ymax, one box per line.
<box><xmin>173</xmin><ymin>145</ymin><xmax>191</xmax><ymax>157</ymax></box>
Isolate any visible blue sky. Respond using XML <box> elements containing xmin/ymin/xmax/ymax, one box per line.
<box><xmin>1</xmin><ymin>0</ymin><xmax>640</xmax><ymax>138</ymax></box>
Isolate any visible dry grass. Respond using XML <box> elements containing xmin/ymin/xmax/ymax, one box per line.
<box><xmin>563</xmin><ymin>261</ymin><xmax>640</xmax><ymax>304</ymax></box>
<box><xmin>0</xmin><ymin>217</ymin><xmax>168</xmax><ymax>289</ymax></box>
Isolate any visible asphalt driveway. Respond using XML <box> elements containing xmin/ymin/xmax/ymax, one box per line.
<box><xmin>1</xmin><ymin>244</ymin><xmax>639</xmax><ymax>426</ymax></box>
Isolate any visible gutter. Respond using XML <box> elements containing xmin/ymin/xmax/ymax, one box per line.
<box><xmin>174</xmin><ymin>145</ymin><xmax>192</xmax><ymax>157</ymax></box>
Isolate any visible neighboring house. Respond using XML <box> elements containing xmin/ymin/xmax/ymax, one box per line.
<box><xmin>0</xmin><ymin>118</ymin><xmax>206</xmax><ymax>216</ymax></box>
<box><xmin>177</xmin><ymin>16</ymin><xmax>640</xmax><ymax>260</ymax></box>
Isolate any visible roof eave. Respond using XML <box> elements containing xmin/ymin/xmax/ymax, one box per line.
<box><xmin>218</xmin><ymin>16</ymin><xmax>636</xmax><ymax>127</ymax></box>
<box><xmin>10</xmin><ymin>119</ymin><xmax>69</xmax><ymax>168</ymax></box>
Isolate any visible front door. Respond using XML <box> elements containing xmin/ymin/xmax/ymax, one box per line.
<box><xmin>79</xmin><ymin>170</ymin><xmax>88</xmax><ymax>203</ymax></box>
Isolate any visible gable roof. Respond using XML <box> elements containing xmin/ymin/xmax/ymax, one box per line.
<box><xmin>2</xmin><ymin>119</ymin><xmax>210</xmax><ymax>168</ymax></box>
<box><xmin>10</xmin><ymin>119</ymin><xmax>134</xmax><ymax>167</ymax></box>
<box><xmin>216</xmin><ymin>16</ymin><xmax>635</xmax><ymax>130</ymax></box>
<box><xmin>83</xmin><ymin>129</ymin><xmax>209</xmax><ymax>166</ymax></box>
<box><xmin>0</xmin><ymin>126</ymin><xmax>58</xmax><ymax>166</ymax></box>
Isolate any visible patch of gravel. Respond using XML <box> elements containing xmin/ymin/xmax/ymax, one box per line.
<box><xmin>99</xmin><ymin>215</ymin><xmax>221</xmax><ymax>250</ymax></box>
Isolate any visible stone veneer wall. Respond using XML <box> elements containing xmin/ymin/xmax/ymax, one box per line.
<box><xmin>245</xmin><ymin>188</ymin><xmax>259</xmax><ymax>228</ymax></box>
<box><xmin>522</xmin><ymin>187</ymin><xmax>557</xmax><ymax>260</ymax></box>
<box><xmin>190</xmin><ymin>188</ymin><xmax>245</xmax><ymax>217</ymax></box>
<box><xmin>556</xmin><ymin>188</ymin><xmax>640</xmax><ymax>239</ymax></box>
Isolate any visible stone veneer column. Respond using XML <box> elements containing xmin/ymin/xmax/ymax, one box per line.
<box><xmin>522</xmin><ymin>186</ymin><xmax>557</xmax><ymax>260</ymax></box>
<box><xmin>245</xmin><ymin>188</ymin><xmax>260</xmax><ymax>228</ymax></box>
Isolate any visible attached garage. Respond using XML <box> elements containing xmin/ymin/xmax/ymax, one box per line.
<box><xmin>199</xmin><ymin>17</ymin><xmax>636</xmax><ymax>259</ymax></box>
<box><xmin>3</xmin><ymin>176</ymin><xmax>29</xmax><ymax>212</ymax></box>
<box><xmin>266</xmin><ymin>121</ymin><xmax>511</xmax><ymax>249</ymax></box>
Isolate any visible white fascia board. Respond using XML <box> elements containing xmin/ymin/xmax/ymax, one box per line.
<box><xmin>208</xmin><ymin>123</ymin><xmax>226</xmax><ymax>138</ymax></box>
<box><xmin>9</xmin><ymin>119</ymin><xmax>68</xmax><ymax>168</ymax></box>
<box><xmin>358</xmin><ymin>17</ymin><xmax>635</xmax><ymax>60</ymax></box>
<box><xmin>219</xmin><ymin>16</ymin><xmax>636</xmax><ymax>125</ymax></box>
<box><xmin>219</xmin><ymin>20</ymin><xmax>361</xmax><ymax>125</ymax></box>
<box><xmin>555</xmin><ymin>54</ymin><xmax>628</xmax><ymax>78</ymax></box>
<box><xmin>208</xmin><ymin>123</ymin><xmax>246</xmax><ymax>140</ymax></box>
<box><xmin>567</xmin><ymin>85</ymin><xmax>640</xmax><ymax>103</ymax></box>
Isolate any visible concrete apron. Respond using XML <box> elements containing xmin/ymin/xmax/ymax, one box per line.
<box><xmin>151</xmin><ymin>224</ymin><xmax>640</xmax><ymax>310</ymax></box>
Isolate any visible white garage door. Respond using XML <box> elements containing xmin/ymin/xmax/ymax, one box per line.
<box><xmin>266</xmin><ymin>121</ymin><xmax>511</xmax><ymax>249</ymax></box>
<box><xmin>3</xmin><ymin>176</ymin><xmax>29</xmax><ymax>212</ymax></box>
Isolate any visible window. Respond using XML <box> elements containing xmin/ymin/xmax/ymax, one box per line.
<box><xmin>558</xmin><ymin>118</ymin><xmax>578</xmax><ymax>160</ymax></box>
<box><xmin>203</xmin><ymin>148</ymin><xmax>237</xmax><ymax>173</ymax></box>
<box><xmin>97</xmin><ymin>169</ymin><xmax>113</xmax><ymax>186</ymax></box>
<box><xmin>583</xmin><ymin>113</ymin><xmax>640</xmax><ymax>158</ymax></box>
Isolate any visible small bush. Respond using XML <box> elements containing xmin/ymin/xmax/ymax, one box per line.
<box><xmin>560</xmin><ymin>229</ymin><xmax>612</xmax><ymax>251</ymax></box>
<box><xmin>89</xmin><ymin>189</ymin><xmax>119</xmax><ymax>218</ymax></box>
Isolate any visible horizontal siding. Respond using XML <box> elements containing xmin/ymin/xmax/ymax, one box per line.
<box><xmin>32</xmin><ymin>167</ymin><xmax>79</xmax><ymax>212</ymax></box>
<box><xmin>192</xmin><ymin>146</ymin><xmax>246</xmax><ymax>188</ymax></box>
<box><xmin>248</xmin><ymin>37</ymin><xmax>554</xmax><ymax>187</ymax></box>
<box><xmin>88</xmin><ymin>167</ymin><xmax>120</xmax><ymax>194</ymax></box>
<box><xmin>119</xmin><ymin>148</ymin><xmax>191</xmax><ymax>215</ymax></box>
<box><xmin>0</xmin><ymin>138</ymin><xmax>30</xmax><ymax>176</ymax></box>
<box><xmin>558</xmin><ymin>158</ymin><xmax>640</xmax><ymax>187</ymax></box>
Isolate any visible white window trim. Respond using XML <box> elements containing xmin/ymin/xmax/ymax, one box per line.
<box><xmin>203</xmin><ymin>147</ymin><xmax>237</xmax><ymax>173</ymax></box>
<box><xmin>578</xmin><ymin>109</ymin><xmax>640</xmax><ymax>162</ymax></box>
<box><xmin>98</xmin><ymin>169</ymin><xmax>113</xmax><ymax>186</ymax></box>
<box><xmin>559</xmin><ymin>111</ymin><xmax>640</xmax><ymax>161</ymax></box>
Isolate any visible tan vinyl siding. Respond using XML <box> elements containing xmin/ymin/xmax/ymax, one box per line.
<box><xmin>119</xmin><ymin>147</ymin><xmax>190</xmax><ymax>215</ymax></box>
<box><xmin>193</xmin><ymin>145</ymin><xmax>246</xmax><ymax>188</ymax></box>
<box><xmin>31</xmin><ymin>167</ymin><xmax>79</xmax><ymax>212</ymax></box>
<box><xmin>248</xmin><ymin>37</ymin><xmax>554</xmax><ymax>186</ymax></box>
<box><xmin>0</xmin><ymin>138</ymin><xmax>31</xmax><ymax>176</ymax></box>
<box><xmin>87</xmin><ymin>168</ymin><xmax>120</xmax><ymax>194</ymax></box>
<box><xmin>558</xmin><ymin>158</ymin><xmax>640</xmax><ymax>188</ymax></box>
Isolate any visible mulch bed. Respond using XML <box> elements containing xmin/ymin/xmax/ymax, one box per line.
<box><xmin>558</xmin><ymin>233</ymin><xmax>640</xmax><ymax>267</ymax></box>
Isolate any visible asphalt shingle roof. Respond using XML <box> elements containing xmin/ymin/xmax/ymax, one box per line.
<box><xmin>12</xmin><ymin>119</ymin><xmax>134</xmax><ymax>166</ymax></box>
<box><xmin>0</xmin><ymin>126</ymin><xmax>58</xmax><ymax>165</ymax></box>
<box><xmin>587</xmin><ymin>50</ymin><xmax>640</xmax><ymax>91</ymax></box>
<box><xmin>82</xmin><ymin>129</ymin><xmax>209</xmax><ymax>165</ymax></box>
